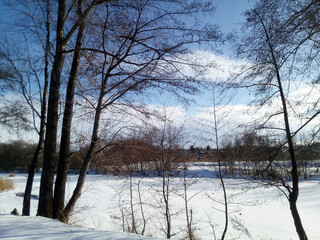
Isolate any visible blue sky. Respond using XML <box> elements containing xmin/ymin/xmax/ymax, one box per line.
<box><xmin>1</xmin><ymin>1</ymin><xmax>319</xmax><ymax>148</ymax></box>
<box><xmin>0</xmin><ymin>0</ymin><xmax>254</xmax><ymax>143</ymax></box>
<box><xmin>145</xmin><ymin>0</ymin><xmax>254</xmax><ymax>107</ymax></box>
<box><xmin>214</xmin><ymin>0</ymin><xmax>252</xmax><ymax>35</ymax></box>
<box><xmin>157</xmin><ymin>0</ymin><xmax>255</xmax><ymax>122</ymax></box>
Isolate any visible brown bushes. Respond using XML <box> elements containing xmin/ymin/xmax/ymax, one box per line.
<box><xmin>0</xmin><ymin>177</ymin><xmax>14</xmax><ymax>192</ymax></box>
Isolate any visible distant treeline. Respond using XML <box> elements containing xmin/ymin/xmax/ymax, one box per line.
<box><xmin>0</xmin><ymin>140</ymin><xmax>38</xmax><ymax>172</ymax></box>
<box><xmin>1</xmin><ymin>133</ymin><xmax>319</xmax><ymax>175</ymax></box>
<box><xmin>0</xmin><ymin>140</ymin><xmax>81</xmax><ymax>172</ymax></box>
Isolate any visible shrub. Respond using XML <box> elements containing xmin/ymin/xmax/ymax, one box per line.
<box><xmin>0</xmin><ymin>177</ymin><xmax>14</xmax><ymax>192</ymax></box>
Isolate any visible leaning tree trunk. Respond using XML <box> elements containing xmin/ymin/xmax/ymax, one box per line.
<box><xmin>259</xmin><ymin>13</ymin><xmax>308</xmax><ymax>240</ymax></box>
<box><xmin>282</xmin><ymin>94</ymin><xmax>307</xmax><ymax>240</ymax></box>
<box><xmin>53</xmin><ymin>0</ymin><xmax>84</xmax><ymax>220</ymax></box>
<box><xmin>23</xmin><ymin>137</ymin><xmax>44</xmax><ymax>216</ymax></box>
<box><xmin>37</xmin><ymin>0</ymin><xmax>67</xmax><ymax>218</ymax></box>
<box><xmin>272</xmin><ymin>39</ymin><xmax>308</xmax><ymax>240</ymax></box>
<box><xmin>22</xmin><ymin>0</ymin><xmax>50</xmax><ymax>216</ymax></box>
<box><xmin>62</xmin><ymin>86</ymin><xmax>105</xmax><ymax>222</ymax></box>
<box><xmin>289</xmin><ymin>190</ymin><xmax>307</xmax><ymax>240</ymax></box>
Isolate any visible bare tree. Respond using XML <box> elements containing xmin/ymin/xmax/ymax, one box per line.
<box><xmin>53</xmin><ymin>0</ymin><xmax>86</xmax><ymax>220</ymax></box>
<box><xmin>23</xmin><ymin>0</ymin><xmax>50</xmax><ymax>216</ymax></box>
<box><xmin>55</xmin><ymin>0</ymin><xmax>220</xmax><ymax>222</ymax></box>
<box><xmin>233</xmin><ymin>1</ymin><xmax>320</xmax><ymax>239</ymax></box>
<box><xmin>151</xmin><ymin>114</ymin><xmax>185</xmax><ymax>239</ymax></box>
<box><xmin>195</xmin><ymin>86</ymin><xmax>232</xmax><ymax>239</ymax></box>
<box><xmin>0</xmin><ymin>0</ymin><xmax>52</xmax><ymax>216</ymax></box>
<box><xmin>2</xmin><ymin>0</ymin><xmax>221</xmax><ymax>221</ymax></box>
<box><xmin>0</xmin><ymin>102</ymin><xmax>32</xmax><ymax>133</ymax></box>
<box><xmin>37</xmin><ymin>0</ymin><xmax>109</xmax><ymax>218</ymax></box>
<box><xmin>179</xmin><ymin>158</ymin><xmax>202</xmax><ymax>240</ymax></box>
<box><xmin>211</xmin><ymin>89</ymin><xmax>228</xmax><ymax>240</ymax></box>
<box><xmin>158</xmin><ymin>122</ymin><xmax>174</xmax><ymax>239</ymax></box>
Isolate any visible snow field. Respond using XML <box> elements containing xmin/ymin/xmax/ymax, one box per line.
<box><xmin>0</xmin><ymin>165</ymin><xmax>319</xmax><ymax>239</ymax></box>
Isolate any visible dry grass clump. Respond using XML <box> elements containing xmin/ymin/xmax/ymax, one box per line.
<box><xmin>0</xmin><ymin>177</ymin><xmax>14</xmax><ymax>192</ymax></box>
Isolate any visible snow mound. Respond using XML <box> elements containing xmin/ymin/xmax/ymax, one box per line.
<box><xmin>0</xmin><ymin>214</ymin><xmax>162</xmax><ymax>240</ymax></box>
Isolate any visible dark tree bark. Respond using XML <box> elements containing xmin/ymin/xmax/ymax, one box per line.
<box><xmin>22</xmin><ymin>138</ymin><xmax>44</xmax><ymax>216</ymax></box>
<box><xmin>62</xmin><ymin>91</ymin><xmax>104</xmax><ymax>222</ymax></box>
<box><xmin>22</xmin><ymin>0</ymin><xmax>50</xmax><ymax>216</ymax></box>
<box><xmin>37</xmin><ymin>0</ymin><xmax>218</xmax><ymax>222</ymax></box>
<box><xmin>37</xmin><ymin>0</ymin><xmax>67</xmax><ymax>218</ymax></box>
<box><xmin>53</xmin><ymin>0</ymin><xmax>85</xmax><ymax>221</ymax></box>
<box><xmin>289</xmin><ymin>193</ymin><xmax>307</xmax><ymax>240</ymax></box>
<box><xmin>260</xmin><ymin>13</ymin><xmax>307</xmax><ymax>239</ymax></box>
<box><xmin>61</xmin><ymin>31</ymin><xmax>138</xmax><ymax>220</ymax></box>
<box><xmin>235</xmin><ymin>5</ymin><xmax>309</xmax><ymax>239</ymax></box>
<box><xmin>37</xmin><ymin>0</ymin><xmax>107</xmax><ymax>218</ymax></box>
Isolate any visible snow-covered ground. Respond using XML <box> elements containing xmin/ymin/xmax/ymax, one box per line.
<box><xmin>0</xmin><ymin>214</ymin><xmax>162</xmax><ymax>240</ymax></box>
<box><xmin>0</xmin><ymin>164</ymin><xmax>319</xmax><ymax>239</ymax></box>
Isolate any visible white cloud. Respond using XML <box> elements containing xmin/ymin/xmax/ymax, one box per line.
<box><xmin>2</xmin><ymin>49</ymin><xmax>319</xmax><ymax>146</ymax></box>
<box><xmin>183</xmin><ymin>50</ymin><xmax>246</xmax><ymax>82</ymax></box>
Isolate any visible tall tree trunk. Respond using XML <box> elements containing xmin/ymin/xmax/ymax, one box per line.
<box><xmin>271</xmin><ymin>37</ymin><xmax>307</xmax><ymax>240</ymax></box>
<box><xmin>280</xmin><ymin>83</ymin><xmax>307</xmax><ymax>240</ymax></box>
<box><xmin>22</xmin><ymin>0</ymin><xmax>50</xmax><ymax>216</ymax></box>
<box><xmin>37</xmin><ymin>0</ymin><xmax>67</xmax><ymax>218</ymax></box>
<box><xmin>37</xmin><ymin>0</ymin><xmax>106</xmax><ymax>219</ymax></box>
<box><xmin>53</xmin><ymin>0</ymin><xmax>84</xmax><ymax>221</ymax></box>
<box><xmin>62</xmin><ymin>88</ymin><xmax>104</xmax><ymax>222</ymax></box>
<box><xmin>260</xmin><ymin>14</ymin><xmax>308</xmax><ymax>240</ymax></box>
